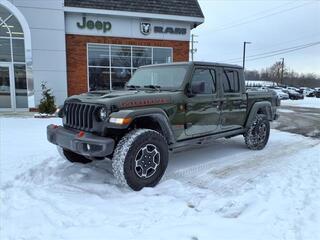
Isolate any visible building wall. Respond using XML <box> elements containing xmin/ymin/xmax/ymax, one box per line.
<box><xmin>65</xmin><ymin>12</ymin><xmax>191</xmax><ymax>41</ymax></box>
<box><xmin>66</xmin><ymin>34</ymin><xmax>189</xmax><ymax>96</ymax></box>
<box><xmin>5</xmin><ymin>0</ymin><xmax>194</xmax><ymax>107</ymax></box>
<box><xmin>10</xmin><ymin>0</ymin><xmax>68</xmax><ymax>106</ymax></box>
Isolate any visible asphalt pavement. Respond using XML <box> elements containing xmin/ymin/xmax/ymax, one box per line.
<box><xmin>272</xmin><ymin>105</ymin><xmax>320</xmax><ymax>139</ymax></box>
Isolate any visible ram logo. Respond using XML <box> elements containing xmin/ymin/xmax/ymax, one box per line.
<box><xmin>140</xmin><ymin>22</ymin><xmax>151</xmax><ymax>35</ymax></box>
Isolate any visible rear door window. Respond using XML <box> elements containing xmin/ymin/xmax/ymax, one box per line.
<box><xmin>222</xmin><ymin>69</ymin><xmax>240</xmax><ymax>93</ymax></box>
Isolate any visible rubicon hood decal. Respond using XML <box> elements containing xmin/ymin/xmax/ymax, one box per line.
<box><xmin>121</xmin><ymin>98</ymin><xmax>169</xmax><ymax>108</ymax></box>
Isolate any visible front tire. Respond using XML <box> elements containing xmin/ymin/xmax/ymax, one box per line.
<box><xmin>244</xmin><ymin>114</ymin><xmax>270</xmax><ymax>150</ymax></box>
<box><xmin>112</xmin><ymin>129</ymin><xmax>169</xmax><ymax>191</ymax></box>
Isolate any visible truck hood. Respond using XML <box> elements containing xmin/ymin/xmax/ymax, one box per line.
<box><xmin>67</xmin><ymin>90</ymin><xmax>178</xmax><ymax>108</ymax></box>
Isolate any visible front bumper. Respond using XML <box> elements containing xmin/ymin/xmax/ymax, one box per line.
<box><xmin>47</xmin><ymin>125</ymin><xmax>115</xmax><ymax>157</ymax></box>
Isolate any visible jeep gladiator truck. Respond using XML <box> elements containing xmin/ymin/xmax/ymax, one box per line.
<box><xmin>47</xmin><ymin>62</ymin><xmax>279</xmax><ymax>191</ymax></box>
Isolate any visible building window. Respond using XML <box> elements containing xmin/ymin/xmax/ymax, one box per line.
<box><xmin>0</xmin><ymin>5</ymin><xmax>27</xmax><ymax>109</ymax></box>
<box><xmin>88</xmin><ymin>44</ymin><xmax>173</xmax><ymax>91</ymax></box>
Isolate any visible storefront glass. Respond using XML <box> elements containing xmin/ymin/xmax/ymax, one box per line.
<box><xmin>88</xmin><ymin>44</ymin><xmax>172</xmax><ymax>91</ymax></box>
<box><xmin>0</xmin><ymin>5</ymin><xmax>27</xmax><ymax>110</ymax></box>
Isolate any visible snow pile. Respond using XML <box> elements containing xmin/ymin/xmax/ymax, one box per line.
<box><xmin>281</xmin><ymin>98</ymin><xmax>320</xmax><ymax>108</ymax></box>
<box><xmin>1</xmin><ymin>117</ymin><xmax>320</xmax><ymax>240</ymax></box>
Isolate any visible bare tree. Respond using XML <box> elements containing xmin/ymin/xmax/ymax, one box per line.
<box><xmin>245</xmin><ymin>61</ymin><xmax>320</xmax><ymax>87</ymax></box>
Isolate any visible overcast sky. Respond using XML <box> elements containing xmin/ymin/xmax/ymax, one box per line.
<box><xmin>192</xmin><ymin>0</ymin><xmax>320</xmax><ymax>75</ymax></box>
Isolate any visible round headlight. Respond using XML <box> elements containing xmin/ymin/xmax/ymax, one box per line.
<box><xmin>99</xmin><ymin>107</ymin><xmax>108</xmax><ymax>121</ymax></box>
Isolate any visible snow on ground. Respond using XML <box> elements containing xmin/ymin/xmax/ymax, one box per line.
<box><xmin>281</xmin><ymin>98</ymin><xmax>320</xmax><ymax>108</ymax></box>
<box><xmin>1</xmin><ymin>117</ymin><xmax>320</xmax><ymax>240</ymax></box>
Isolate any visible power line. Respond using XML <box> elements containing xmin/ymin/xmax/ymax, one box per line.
<box><xmin>246</xmin><ymin>43</ymin><xmax>320</xmax><ymax>62</ymax></box>
<box><xmin>248</xmin><ymin>32</ymin><xmax>320</xmax><ymax>53</ymax></box>
<box><xmin>210</xmin><ymin>1</ymin><xmax>315</xmax><ymax>33</ymax></box>
<box><xmin>203</xmin><ymin>0</ymin><xmax>296</xmax><ymax>30</ymax></box>
<box><xmin>222</xmin><ymin>41</ymin><xmax>320</xmax><ymax>62</ymax></box>
<box><xmin>227</xmin><ymin>41</ymin><xmax>320</xmax><ymax>63</ymax></box>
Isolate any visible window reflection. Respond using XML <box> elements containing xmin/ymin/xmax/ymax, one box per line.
<box><xmin>0</xmin><ymin>38</ymin><xmax>11</xmax><ymax>61</ymax></box>
<box><xmin>132</xmin><ymin>47</ymin><xmax>152</xmax><ymax>67</ymax></box>
<box><xmin>153</xmin><ymin>48</ymin><xmax>172</xmax><ymax>64</ymax></box>
<box><xmin>111</xmin><ymin>68</ymin><xmax>131</xmax><ymax>90</ymax></box>
<box><xmin>13</xmin><ymin>39</ymin><xmax>25</xmax><ymax>62</ymax></box>
<box><xmin>88</xmin><ymin>45</ymin><xmax>109</xmax><ymax>66</ymax></box>
<box><xmin>111</xmin><ymin>45</ymin><xmax>131</xmax><ymax>67</ymax></box>
<box><xmin>88</xmin><ymin>44</ymin><xmax>173</xmax><ymax>91</ymax></box>
<box><xmin>0</xmin><ymin>66</ymin><xmax>11</xmax><ymax>108</ymax></box>
<box><xmin>14</xmin><ymin>64</ymin><xmax>28</xmax><ymax>108</ymax></box>
<box><xmin>0</xmin><ymin>5</ymin><xmax>27</xmax><ymax>109</ymax></box>
<box><xmin>5</xmin><ymin>14</ymin><xmax>24</xmax><ymax>37</ymax></box>
<box><xmin>89</xmin><ymin>68</ymin><xmax>110</xmax><ymax>91</ymax></box>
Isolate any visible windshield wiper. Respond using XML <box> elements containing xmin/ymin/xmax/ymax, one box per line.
<box><xmin>126</xmin><ymin>85</ymin><xmax>141</xmax><ymax>90</ymax></box>
<box><xmin>144</xmin><ymin>85</ymin><xmax>161</xmax><ymax>91</ymax></box>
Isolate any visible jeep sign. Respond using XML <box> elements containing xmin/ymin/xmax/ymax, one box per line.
<box><xmin>77</xmin><ymin>17</ymin><xmax>112</xmax><ymax>32</ymax></box>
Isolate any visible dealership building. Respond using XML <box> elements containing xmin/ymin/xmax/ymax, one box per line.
<box><xmin>0</xmin><ymin>0</ymin><xmax>204</xmax><ymax>111</ymax></box>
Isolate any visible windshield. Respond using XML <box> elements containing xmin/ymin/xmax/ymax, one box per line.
<box><xmin>127</xmin><ymin>65</ymin><xmax>188</xmax><ymax>89</ymax></box>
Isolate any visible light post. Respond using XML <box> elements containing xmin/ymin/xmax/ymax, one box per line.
<box><xmin>190</xmin><ymin>34</ymin><xmax>198</xmax><ymax>61</ymax></box>
<box><xmin>280</xmin><ymin>58</ymin><xmax>285</xmax><ymax>85</ymax></box>
<box><xmin>243</xmin><ymin>41</ymin><xmax>251</xmax><ymax>70</ymax></box>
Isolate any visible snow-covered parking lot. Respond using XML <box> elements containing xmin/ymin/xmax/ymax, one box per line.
<box><xmin>1</xmin><ymin>117</ymin><xmax>320</xmax><ymax>240</ymax></box>
<box><xmin>281</xmin><ymin>97</ymin><xmax>320</xmax><ymax>109</ymax></box>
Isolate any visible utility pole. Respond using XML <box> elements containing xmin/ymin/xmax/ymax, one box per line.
<box><xmin>190</xmin><ymin>34</ymin><xmax>198</xmax><ymax>61</ymax></box>
<box><xmin>280</xmin><ymin>58</ymin><xmax>285</xmax><ymax>85</ymax></box>
<box><xmin>243</xmin><ymin>41</ymin><xmax>251</xmax><ymax>70</ymax></box>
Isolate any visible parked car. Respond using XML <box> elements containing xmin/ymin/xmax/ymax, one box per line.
<box><xmin>300</xmin><ymin>87</ymin><xmax>315</xmax><ymax>97</ymax></box>
<box><xmin>270</xmin><ymin>89</ymin><xmax>289</xmax><ymax>100</ymax></box>
<box><xmin>315</xmin><ymin>88</ymin><xmax>320</xmax><ymax>98</ymax></box>
<box><xmin>287</xmin><ymin>86</ymin><xmax>300</xmax><ymax>93</ymax></box>
<box><xmin>283</xmin><ymin>89</ymin><xmax>304</xmax><ymax>100</ymax></box>
<box><xmin>47</xmin><ymin>62</ymin><xmax>280</xmax><ymax>191</ymax></box>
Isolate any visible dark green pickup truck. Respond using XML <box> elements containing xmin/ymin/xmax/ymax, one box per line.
<box><xmin>47</xmin><ymin>62</ymin><xmax>280</xmax><ymax>190</ymax></box>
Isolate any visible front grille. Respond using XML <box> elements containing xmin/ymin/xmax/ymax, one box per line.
<box><xmin>64</xmin><ymin>102</ymin><xmax>99</xmax><ymax>132</ymax></box>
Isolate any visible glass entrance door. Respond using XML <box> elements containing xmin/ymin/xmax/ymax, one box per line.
<box><xmin>0</xmin><ymin>64</ymin><xmax>14</xmax><ymax>110</ymax></box>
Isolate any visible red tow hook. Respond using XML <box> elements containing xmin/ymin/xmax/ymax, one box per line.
<box><xmin>77</xmin><ymin>131</ymin><xmax>85</xmax><ymax>138</ymax></box>
<box><xmin>52</xmin><ymin>124</ymin><xmax>59</xmax><ymax>129</ymax></box>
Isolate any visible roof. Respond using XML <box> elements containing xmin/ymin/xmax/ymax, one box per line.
<box><xmin>140</xmin><ymin>62</ymin><xmax>243</xmax><ymax>69</ymax></box>
<box><xmin>64</xmin><ymin>0</ymin><xmax>204</xmax><ymax>18</ymax></box>
<box><xmin>192</xmin><ymin>61</ymin><xmax>243</xmax><ymax>69</ymax></box>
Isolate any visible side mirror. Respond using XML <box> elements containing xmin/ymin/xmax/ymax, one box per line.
<box><xmin>185</xmin><ymin>83</ymin><xmax>195</xmax><ymax>98</ymax></box>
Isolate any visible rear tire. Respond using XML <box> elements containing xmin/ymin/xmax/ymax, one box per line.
<box><xmin>57</xmin><ymin>147</ymin><xmax>92</xmax><ymax>164</ymax></box>
<box><xmin>244</xmin><ymin>114</ymin><xmax>270</xmax><ymax>150</ymax></box>
<box><xmin>112</xmin><ymin>129</ymin><xmax>168</xmax><ymax>191</ymax></box>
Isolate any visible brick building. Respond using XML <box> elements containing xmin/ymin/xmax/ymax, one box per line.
<box><xmin>0</xmin><ymin>0</ymin><xmax>204</xmax><ymax>111</ymax></box>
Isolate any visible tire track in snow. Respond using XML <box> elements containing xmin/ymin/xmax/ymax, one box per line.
<box><xmin>164</xmin><ymin>138</ymin><xmax>319</xmax><ymax>195</ymax></box>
